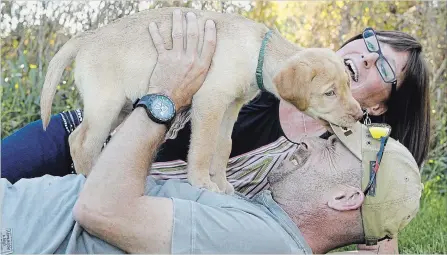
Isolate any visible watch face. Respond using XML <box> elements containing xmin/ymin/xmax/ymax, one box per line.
<box><xmin>148</xmin><ymin>95</ymin><xmax>175</xmax><ymax>122</ymax></box>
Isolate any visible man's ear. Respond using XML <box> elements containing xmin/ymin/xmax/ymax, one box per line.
<box><xmin>366</xmin><ymin>103</ymin><xmax>388</xmax><ymax>116</ymax></box>
<box><xmin>327</xmin><ymin>186</ymin><xmax>364</xmax><ymax>211</ymax></box>
<box><xmin>273</xmin><ymin>59</ymin><xmax>314</xmax><ymax>111</ymax></box>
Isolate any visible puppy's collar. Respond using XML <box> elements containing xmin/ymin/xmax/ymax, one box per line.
<box><xmin>256</xmin><ymin>30</ymin><xmax>273</xmax><ymax>92</ymax></box>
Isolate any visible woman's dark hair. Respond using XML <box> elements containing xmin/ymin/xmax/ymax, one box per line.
<box><xmin>340</xmin><ymin>30</ymin><xmax>431</xmax><ymax>167</ymax></box>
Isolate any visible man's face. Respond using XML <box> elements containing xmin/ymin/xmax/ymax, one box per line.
<box><xmin>268</xmin><ymin>135</ymin><xmax>362</xmax><ymax>209</ymax></box>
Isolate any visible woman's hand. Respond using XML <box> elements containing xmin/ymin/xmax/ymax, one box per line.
<box><xmin>148</xmin><ymin>10</ymin><xmax>217</xmax><ymax>111</ymax></box>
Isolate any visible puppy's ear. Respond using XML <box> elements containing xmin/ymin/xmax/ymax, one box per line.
<box><xmin>273</xmin><ymin>59</ymin><xmax>315</xmax><ymax>111</ymax></box>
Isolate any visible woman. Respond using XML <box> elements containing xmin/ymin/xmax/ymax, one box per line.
<box><xmin>281</xmin><ymin>29</ymin><xmax>430</xmax><ymax>167</ymax></box>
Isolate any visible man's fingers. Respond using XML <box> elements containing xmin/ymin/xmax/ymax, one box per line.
<box><xmin>200</xmin><ymin>19</ymin><xmax>217</xmax><ymax>66</ymax></box>
<box><xmin>186</xmin><ymin>12</ymin><xmax>199</xmax><ymax>56</ymax></box>
<box><xmin>149</xmin><ymin>22</ymin><xmax>165</xmax><ymax>54</ymax></box>
<box><xmin>172</xmin><ymin>9</ymin><xmax>184</xmax><ymax>52</ymax></box>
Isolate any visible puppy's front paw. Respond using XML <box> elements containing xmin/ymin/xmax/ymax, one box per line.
<box><xmin>224</xmin><ymin>180</ymin><xmax>235</xmax><ymax>195</ymax></box>
<box><xmin>212</xmin><ymin>176</ymin><xmax>235</xmax><ymax>195</ymax></box>
<box><xmin>189</xmin><ymin>176</ymin><xmax>220</xmax><ymax>193</ymax></box>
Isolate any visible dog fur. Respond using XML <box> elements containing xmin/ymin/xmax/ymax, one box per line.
<box><xmin>40</xmin><ymin>7</ymin><xmax>362</xmax><ymax>194</ymax></box>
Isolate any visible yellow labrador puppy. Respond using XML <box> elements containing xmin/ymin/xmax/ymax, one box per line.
<box><xmin>40</xmin><ymin>7</ymin><xmax>362</xmax><ymax>193</ymax></box>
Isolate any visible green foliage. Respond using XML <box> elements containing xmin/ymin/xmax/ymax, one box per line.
<box><xmin>0</xmin><ymin>21</ymin><xmax>82</xmax><ymax>137</ymax></box>
<box><xmin>398</xmin><ymin>187</ymin><xmax>447</xmax><ymax>254</ymax></box>
<box><xmin>1</xmin><ymin>1</ymin><xmax>446</xmax><ymax>253</ymax></box>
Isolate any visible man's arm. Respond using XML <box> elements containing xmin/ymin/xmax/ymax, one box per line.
<box><xmin>73</xmin><ymin>10</ymin><xmax>216</xmax><ymax>253</ymax></box>
<box><xmin>74</xmin><ymin>108</ymin><xmax>172</xmax><ymax>253</ymax></box>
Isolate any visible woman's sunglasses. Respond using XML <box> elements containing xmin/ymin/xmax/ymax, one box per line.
<box><xmin>362</xmin><ymin>27</ymin><xmax>397</xmax><ymax>95</ymax></box>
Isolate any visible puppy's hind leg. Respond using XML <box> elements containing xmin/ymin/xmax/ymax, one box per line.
<box><xmin>187</xmin><ymin>88</ymin><xmax>233</xmax><ymax>193</ymax></box>
<box><xmin>69</xmin><ymin>86</ymin><xmax>126</xmax><ymax>175</ymax></box>
<box><xmin>209</xmin><ymin>101</ymin><xmax>244</xmax><ymax>194</ymax></box>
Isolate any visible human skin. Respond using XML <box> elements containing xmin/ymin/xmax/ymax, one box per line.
<box><xmin>268</xmin><ymin>135</ymin><xmax>365</xmax><ymax>254</ymax></box>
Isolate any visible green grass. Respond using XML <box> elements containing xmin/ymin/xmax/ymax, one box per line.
<box><xmin>398</xmin><ymin>192</ymin><xmax>447</xmax><ymax>253</ymax></box>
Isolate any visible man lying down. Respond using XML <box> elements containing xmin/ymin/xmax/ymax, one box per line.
<box><xmin>0</xmin><ymin>119</ymin><xmax>423</xmax><ymax>254</ymax></box>
<box><xmin>1</xmin><ymin>17</ymin><xmax>422</xmax><ymax>254</ymax></box>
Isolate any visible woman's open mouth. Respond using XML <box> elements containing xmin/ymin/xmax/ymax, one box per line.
<box><xmin>344</xmin><ymin>59</ymin><xmax>359</xmax><ymax>82</ymax></box>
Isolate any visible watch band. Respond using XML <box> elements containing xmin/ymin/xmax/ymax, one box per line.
<box><xmin>133</xmin><ymin>94</ymin><xmax>176</xmax><ymax>130</ymax></box>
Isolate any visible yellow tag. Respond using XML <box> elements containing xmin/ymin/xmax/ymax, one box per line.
<box><xmin>368</xmin><ymin>126</ymin><xmax>391</xmax><ymax>139</ymax></box>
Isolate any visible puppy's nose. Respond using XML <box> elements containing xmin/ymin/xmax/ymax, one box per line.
<box><xmin>350</xmin><ymin>100</ymin><xmax>363</xmax><ymax>121</ymax></box>
<box><xmin>354</xmin><ymin>110</ymin><xmax>363</xmax><ymax>121</ymax></box>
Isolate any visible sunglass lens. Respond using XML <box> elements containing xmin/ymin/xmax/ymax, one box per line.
<box><xmin>364</xmin><ymin>35</ymin><xmax>380</xmax><ymax>52</ymax></box>
<box><xmin>376</xmin><ymin>58</ymin><xmax>396</xmax><ymax>82</ymax></box>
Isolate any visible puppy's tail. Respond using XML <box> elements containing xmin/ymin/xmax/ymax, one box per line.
<box><xmin>40</xmin><ymin>35</ymin><xmax>82</xmax><ymax>130</ymax></box>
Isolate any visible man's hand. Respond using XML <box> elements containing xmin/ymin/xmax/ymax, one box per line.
<box><xmin>357</xmin><ymin>238</ymin><xmax>399</xmax><ymax>254</ymax></box>
<box><xmin>148</xmin><ymin>10</ymin><xmax>217</xmax><ymax>111</ymax></box>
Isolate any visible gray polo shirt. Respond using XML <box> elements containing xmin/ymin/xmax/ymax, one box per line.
<box><xmin>1</xmin><ymin>174</ymin><xmax>312</xmax><ymax>254</ymax></box>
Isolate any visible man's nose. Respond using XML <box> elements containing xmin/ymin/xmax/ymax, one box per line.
<box><xmin>362</xmin><ymin>52</ymin><xmax>380</xmax><ymax>69</ymax></box>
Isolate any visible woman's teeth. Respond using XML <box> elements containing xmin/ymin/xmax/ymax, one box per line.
<box><xmin>344</xmin><ymin>59</ymin><xmax>359</xmax><ymax>82</ymax></box>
